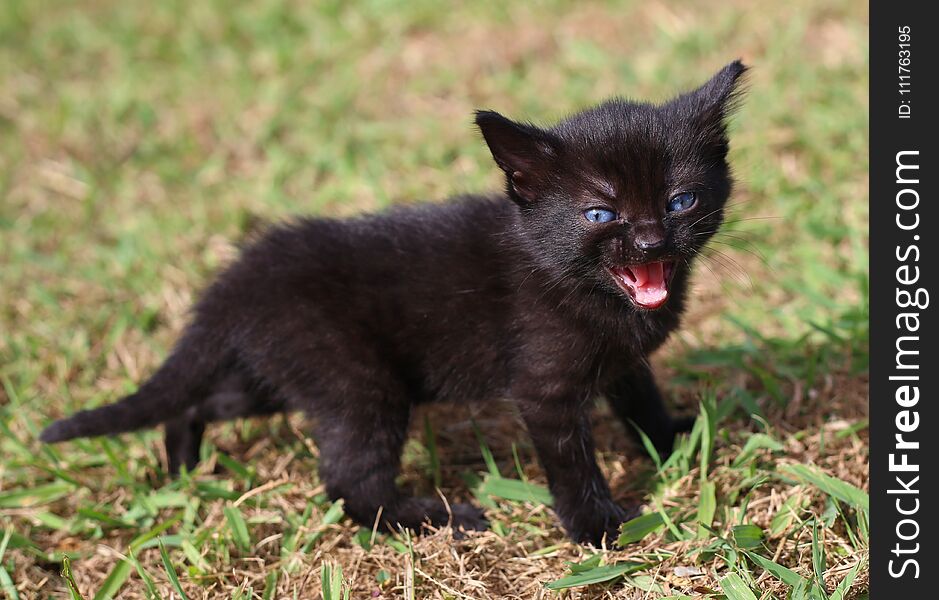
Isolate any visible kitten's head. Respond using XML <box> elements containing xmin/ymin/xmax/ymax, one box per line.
<box><xmin>476</xmin><ymin>60</ymin><xmax>747</xmax><ymax>310</ymax></box>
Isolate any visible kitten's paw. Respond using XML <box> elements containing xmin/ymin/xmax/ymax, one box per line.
<box><xmin>447</xmin><ymin>502</ymin><xmax>490</xmax><ymax>536</ymax></box>
<box><xmin>393</xmin><ymin>497</ymin><xmax>488</xmax><ymax>537</ymax></box>
<box><xmin>562</xmin><ymin>501</ymin><xmax>638</xmax><ymax>547</ymax></box>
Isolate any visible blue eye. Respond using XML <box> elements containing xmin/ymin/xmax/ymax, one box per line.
<box><xmin>667</xmin><ymin>192</ymin><xmax>697</xmax><ymax>213</ymax></box>
<box><xmin>584</xmin><ymin>208</ymin><xmax>617</xmax><ymax>223</ymax></box>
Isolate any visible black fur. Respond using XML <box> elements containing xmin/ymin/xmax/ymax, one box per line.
<box><xmin>41</xmin><ymin>61</ymin><xmax>747</xmax><ymax>545</ymax></box>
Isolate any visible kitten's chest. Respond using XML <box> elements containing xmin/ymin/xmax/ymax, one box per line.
<box><xmin>594</xmin><ymin>317</ymin><xmax>673</xmax><ymax>381</ymax></box>
<box><xmin>508</xmin><ymin>303</ymin><xmax>674</xmax><ymax>392</ymax></box>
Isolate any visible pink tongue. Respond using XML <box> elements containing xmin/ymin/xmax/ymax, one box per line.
<box><xmin>628</xmin><ymin>263</ymin><xmax>667</xmax><ymax>307</ymax></box>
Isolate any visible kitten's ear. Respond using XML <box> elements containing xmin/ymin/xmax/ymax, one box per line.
<box><xmin>475</xmin><ymin>110</ymin><xmax>559</xmax><ymax>202</ymax></box>
<box><xmin>683</xmin><ymin>59</ymin><xmax>748</xmax><ymax>128</ymax></box>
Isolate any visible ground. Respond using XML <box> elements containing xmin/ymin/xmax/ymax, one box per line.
<box><xmin>0</xmin><ymin>0</ymin><xmax>868</xmax><ymax>598</ymax></box>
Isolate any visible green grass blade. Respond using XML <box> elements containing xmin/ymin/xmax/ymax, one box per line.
<box><xmin>616</xmin><ymin>512</ymin><xmax>665</xmax><ymax>546</ymax></box>
<box><xmin>857</xmin><ymin>506</ymin><xmax>869</xmax><ymax>544</ymax></box>
<box><xmin>0</xmin><ymin>533</ymin><xmax>19</xmax><ymax>589</ymax></box>
<box><xmin>181</xmin><ymin>539</ymin><xmax>210</xmax><ymax>572</ymax></box>
<box><xmin>129</xmin><ymin>515</ymin><xmax>184</xmax><ymax>552</ymax></box>
<box><xmin>699</xmin><ymin>397</ymin><xmax>715</xmax><ymax>480</ymax></box>
<box><xmin>471</xmin><ymin>421</ymin><xmax>500</xmax><ymax>477</ymax></box>
<box><xmin>61</xmin><ymin>556</ymin><xmax>85</xmax><ymax>600</ymax></box>
<box><xmin>76</xmin><ymin>508</ymin><xmax>134</xmax><ymax>530</ymax></box>
<box><xmin>744</xmin><ymin>551</ymin><xmax>807</xmax><ymax>588</ymax></box>
<box><xmin>545</xmin><ymin>562</ymin><xmax>650</xmax><ymax>590</ymax></box>
<box><xmin>566</xmin><ymin>554</ymin><xmax>602</xmax><ymax>574</ymax></box>
<box><xmin>721</xmin><ymin>573</ymin><xmax>758</xmax><ymax>600</ymax></box>
<box><xmin>92</xmin><ymin>559</ymin><xmax>132</xmax><ymax>600</ymax></box>
<box><xmin>194</xmin><ymin>482</ymin><xmax>240</xmax><ymax>501</ymax></box>
<box><xmin>479</xmin><ymin>476</ymin><xmax>552</xmax><ymax>506</ymax></box>
<box><xmin>781</xmin><ymin>465</ymin><xmax>869</xmax><ymax>512</ymax></box>
<box><xmin>300</xmin><ymin>499</ymin><xmax>345</xmax><ymax>553</ymax></box>
<box><xmin>0</xmin><ymin>482</ymin><xmax>73</xmax><ymax>508</ymax></box>
<box><xmin>621</xmin><ymin>573</ymin><xmax>663</xmax><ymax>594</ymax></box>
<box><xmin>511</xmin><ymin>443</ymin><xmax>527</xmax><ymax>482</ymax></box>
<box><xmin>281</xmin><ymin>502</ymin><xmax>313</xmax><ymax>558</ymax></box>
<box><xmin>771</xmin><ymin>493</ymin><xmax>808</xmax><ymax>535</ymax></box>
<box><xmin>262</xmin><ymin>572</ymin><xmax>279</xmax><ymax>600</ymax></box>
<box><xmin>731</xmin><ymin>433</ymin><xmax>784</xmax><ymax>467</ymax></box>
<box><xmin>216</xmin><ymin>453</ymin><xmax>253</xmax><ymax>483</ymax></box>
<box><xmin>423</xmin><ymin>415</ymin><xmax>442</xmax><ymax>489</ymax></box>
<box><xmin>811</xmin><ymin>520</ymin><xmax>826</xmax><ymax>588</ymax></box>
<box><xmin>223</xmin><ymin>505</ymin><xmax>251</xmax><ymax>553</ymax></box>
<box><xmin>0</xmin><ymin>529</ymin><xmax>11</xmax><ymax>563</ymax></box>
<box><xmin>159</xmin><ymin>539</ymin><xmax>188</xmax><ymax>600</ymax></box>
<box><xmin>0</xmin><ymin>564</ymin><xmax>19</xmax><ymax>600</ymax></box>
<box><xmin>126</xmin><ymin>551</ymin><xmax>159</xmax><ymax>600</ymax></box>
<box><xmin>653</xmin><ymin>498</ymin><xmax>685</xmax><ymax>541</ymax></box>
<box><xmin>830</xmin><ymin>559</ymin><xmax>864</xmax><ymax>600</ymax></box>
<box><xmin>675</xmin><ymin>416</ymin><xmax>704</xmax><ymax>472</ymax></box>
<box><xmin>697</xmin><ymin>480</ymin><xmax>716</xmax><ymax>539</ymax></box>
<box><xmin>791</xmin><ymin>576</ymin><xmax>812</xmax><ymax>600</ymax></box>
<box><xmin>629</xmin><ymin>421</ymin><xmax>662</xmax><ymax>473</ymax></box>
<box><xmin>321</xmin><ymin>562</ymin><xmax>345</xmax><ymax>600</ymax></box>
<box><xmin>732</xmin><ymin>524</ymin><xmax>764</xmax><ymax>550</ymax></box>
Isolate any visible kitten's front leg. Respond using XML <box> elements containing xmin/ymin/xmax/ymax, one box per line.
<box><xmin>606</xmin><ymin>363</ymin><xmax>695</xmax><ymax>460</ymax></box>
<box><xmin>516</xmin><ymin>395</ymin><xmax>632</xmax><ymax>546</ymax></box>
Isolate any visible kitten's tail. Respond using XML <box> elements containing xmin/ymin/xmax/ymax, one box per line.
<box><xmin>40</xmin><ymin>328</ymin><xmax>220</xmax><ymax>444</ymax></box>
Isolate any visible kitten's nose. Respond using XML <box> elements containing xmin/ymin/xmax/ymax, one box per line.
<box><xmin>636</xmin><ymin>236</ymin><xmax>665</xmax><ymax>250</ymax></box>
<box><xmin>632</xmin><ymin>222</ymin><xmax>666</xmax><ymax>254</ymax></box>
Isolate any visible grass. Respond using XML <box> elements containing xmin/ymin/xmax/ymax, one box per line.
<box><xmin>0</xmin><ymin>0</ymin><xmax>868</xmax><ymax>597</ymax></box>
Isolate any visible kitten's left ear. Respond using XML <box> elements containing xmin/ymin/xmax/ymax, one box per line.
<box><xmin>683</xmin><ymin>59</ymin><xmax>749</xmax><ymax>129</ymax></box>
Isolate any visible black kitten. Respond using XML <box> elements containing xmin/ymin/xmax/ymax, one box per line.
<box><xmin>42</xmin><ymin>61</ymin><xmax>746</xmax><ymax>546</ymax></box>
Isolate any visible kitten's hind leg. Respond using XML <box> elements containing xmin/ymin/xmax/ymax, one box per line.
<box><xmin>163</xmin><ymin>372</ymin><xmax>285</xmax><ymax>474</ymax></box>
<box><xmin>313</xmin><ymin>385</ymin><xmax>487</xmax><ymax>536</ymax></box>
<box><xmin>165</xmin><ymin>407</ymin><xmax>205</xmax><ymax>474</ymax></box>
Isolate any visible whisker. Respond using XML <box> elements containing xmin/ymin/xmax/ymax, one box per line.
<box><xmin>717</xmin><ymin>216</ymin><xmax>781</xmax><ymax>226</ymax></box>
<box><xmin>689</xmin><ymin>252</ymin><xmax>726</xmax><ymax>289</ymax></box>
<box><xmin>686</xmin><ymin>206</ymin><xmax>727</xmax><ymax>230</ymax></box>
<box><xmin>706</xmin><ymin>239</ymin><xmax>771</xmax><ymax>268</ymax></box>
<box><xmin>684</xmin><ymin>241</ymin><xmax>752</xmax><ymax>288</ymax></box>
<box><xmin>703</xmin><ymin>256</ymin><xmax>751</xmax><ymax>289</ymax></box>
<box><xmin>700</xmin><ymin>248</ymin><xmax>754</xmax><ymax>288</ymax></box>
<box><xmin>691</xmin><ymin>229</ymin><xmax>769</xmax><ymax>266</ymax></box>
<box><xmin>696</xmin><ymin>231</ymin><xmax>770</xmax><ymax>262</ymax></box>
<box><xmin>710</xmin><ymin>231</ymin><xmax>762</xmax><ymax>244</ymax></box>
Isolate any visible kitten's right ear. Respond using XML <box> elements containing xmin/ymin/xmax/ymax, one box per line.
<box><xmin>475</xmin><ymin>110</ymin><xmax>559</xmax><ymax>203</ymax></box>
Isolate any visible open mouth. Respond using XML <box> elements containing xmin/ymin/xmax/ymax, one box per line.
<box><xmin>608</xmin><ymin>262</ymin><xmax>675</xmax><ymax>309</ymax></box>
